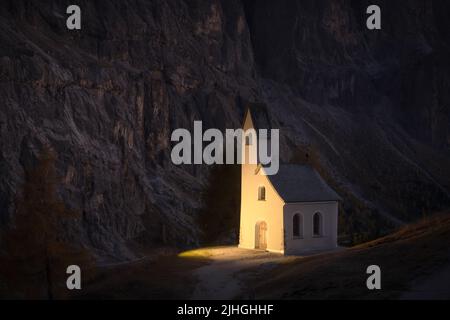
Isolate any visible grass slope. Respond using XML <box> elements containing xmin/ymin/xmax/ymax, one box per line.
<box><xmin>66</xmin><ymin>214</ymin><xmax>450</xmax><ymax>300</ymax></box>
<box><xmin>250</xmin><ymin>214</ymin><xmax>450</xmax><ymax>299</ymax></box>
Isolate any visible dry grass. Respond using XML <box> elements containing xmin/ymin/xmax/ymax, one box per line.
<box><xmin>77</xmin><ymin>251</ymin><xmax>209</xmax><ymax>300</ymax></box>
<box><xmin>8</xmin><ymin>214</ymin><xmax>447</xmax><ymax>300</ymax></box>
<box><xmin>248</xmin><ymin>214</ymin><xmax>450</xmax><ymax>299</ymax></box>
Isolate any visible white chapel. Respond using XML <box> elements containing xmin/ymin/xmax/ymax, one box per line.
<box><xmin>238</xmin><ymin>104</ymin><xmax>341</xmax><ymax>255</ymax></box>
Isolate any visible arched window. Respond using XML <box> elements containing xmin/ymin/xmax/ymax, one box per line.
<box><xmin>293</xmin><ymin>213</ymin><xmax>303</xmax><ymax>238</ymax></box>
<box><xmin>245</xmin><ymin>134</ymin><xmax>252</xmax><ymax>145</ymax></box>
<box><xmin>313</xmin><ymin>212</ymin><xmax>322</xmax><ymax>237</ymax></box>
<box><xmin>258</xmin><ymin>186</ymin><xmax>266</xmax><ymax>201</ymax></box>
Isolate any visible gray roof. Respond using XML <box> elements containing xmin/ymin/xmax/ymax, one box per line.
<box><xmin>266</xmin><ymin>164</ymin><xmax>341</xmax><ymax>203</ymax></box>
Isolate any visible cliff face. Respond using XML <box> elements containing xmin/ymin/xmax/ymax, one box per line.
<box><xmin>1</xmin><ymin>0</ymin><xmax>449</xmax><ymax>258</ymax></box>
<box><xmin>0</xmin><ymin>0</ymin><xmax>258</xmax><ymax>258</ymax></box>
<box><xmin>244</xmin><ymin>0</ymin><xmax>450</xmax><ymax>145</ymax></box>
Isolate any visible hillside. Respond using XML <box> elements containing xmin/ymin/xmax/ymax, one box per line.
<box><xmin>250</xmin><ymin>214</ymin><xmax>450</xmax><ymax>299</ymax></box>
<box><xmin>60</xmin><ymin>213</ymin><xmax>450</xmax><ymax>300</ymax></box>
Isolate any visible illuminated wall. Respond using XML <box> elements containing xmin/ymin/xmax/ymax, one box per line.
<box><xmin>238</xmin><ymin>112</ymin><xmax>285</xmax><ymax>253</ymax></box>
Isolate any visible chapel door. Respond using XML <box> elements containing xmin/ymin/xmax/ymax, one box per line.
<box><xmin>255</xmin><ymin>221</ymin><xmax>267</xmax><ymax>250</ymax></box>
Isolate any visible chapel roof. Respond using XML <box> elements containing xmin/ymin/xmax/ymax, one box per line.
<box><xmin>265</xmin><ymin>164</ymin><xmax>341</xmax><ymax>203</ymax></box>
<box><xmin>244</xmin><ymin>104</ymin><xmax>340</xmax><ymax>203</ymax></box>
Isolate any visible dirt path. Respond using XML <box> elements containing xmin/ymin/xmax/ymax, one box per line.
<box><xmin>187</xmin><ymin>244</ymin><xmax>450</xmax><ymax>300</ymax></box>
<box><xmin>188</xmin><ymin>247</ymin><xmax>291</xmax><ymax>299</ymax></box>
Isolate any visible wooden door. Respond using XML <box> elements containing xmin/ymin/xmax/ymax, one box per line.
<box><xmin>255</xmin><ymin>221</ymin><xmax>267</xmax><ymax>250</ymax></box>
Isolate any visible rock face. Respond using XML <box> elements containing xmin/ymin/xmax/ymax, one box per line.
<box><xmin>0</xmin><ymin>0</ymin><xmax>258</xmax><ymax>258</ymax></box>
<box><xmin>243</xmin><ymin>0</ymin><xmax>450</xmax><ymax>227</ymax></box>
<box><xmin>1</xmin><ymin>0</ymin><xmax>449</xmax><ymax>258</ymax></box>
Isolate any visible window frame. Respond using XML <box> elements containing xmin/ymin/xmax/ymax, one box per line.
<box><xmin>292</xmin><ymin>213</ymin><xmax>303</xmax><ymax>239</ymax></box>
<box><xmin>245</xmin><ymin>134</ymin><xmax>252</xmax><ymax>146</ymax></box>
<box><xmin>257</xmin><ymin>186</ymin><xmax>266</xmax><ymax>201</ymax></box>
<box><xmin>312</xmin><ymin>212</ymin><xmax>323</xmax><ymax>237</ymax></box>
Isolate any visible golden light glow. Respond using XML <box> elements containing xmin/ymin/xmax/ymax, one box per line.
<box><xmin>177</xmin><ymin>247</ymin><xmax>216</xmax><ymax>259</ymax></box>
<box><xmin>178</xmin><ymin>246</ymin><xmax>285</xmax><ymax>262</ymax></box>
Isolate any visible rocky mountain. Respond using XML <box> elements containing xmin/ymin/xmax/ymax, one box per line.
<box><xmin>1</xmin><ymin>0</ymin><xmax>449</xmax><ymax>259</ymax></box>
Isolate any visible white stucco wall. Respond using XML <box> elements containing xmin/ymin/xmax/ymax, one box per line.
<box><xmin>238</xmin><ymin>112</ymin><xmax>284</xmax><ymax>253</ymax></box>
<box><xmin>283</xmin><ymin>201</ymin><xmax>338</xmax><ymax>255</ymax></box>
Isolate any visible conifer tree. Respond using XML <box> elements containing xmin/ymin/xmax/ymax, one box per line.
<box><xmin>0</xmin><ymin>147</ymin><xmax>93</xmax><ymax>299</ymax></box>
